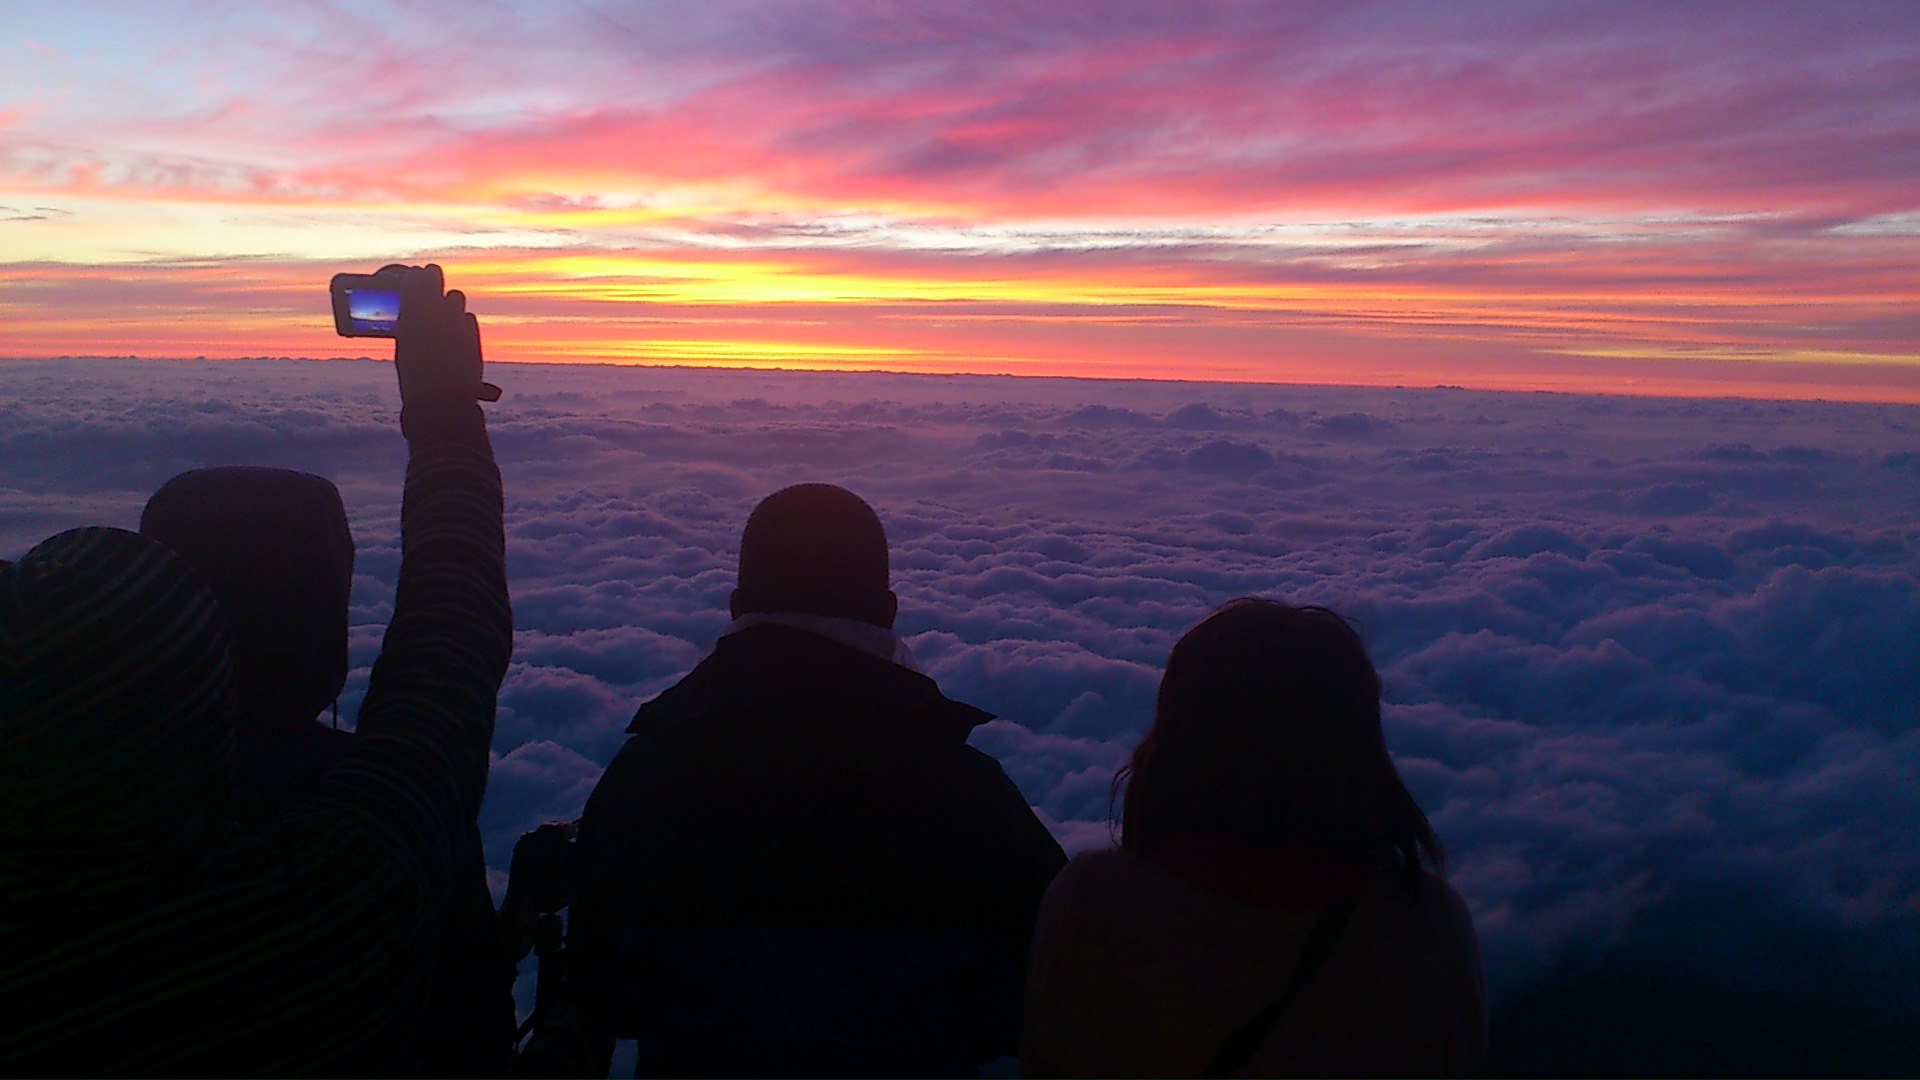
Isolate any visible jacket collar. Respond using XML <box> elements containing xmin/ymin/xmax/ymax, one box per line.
<box><xmin>628</xmin><ymin>622</ymin><xmax>990</xmax><ymax>741</ymax></box>
<box><xmin>716</xmin><ymin>611</ymin><xmax>920</xmax><ymax>671</ymax></box>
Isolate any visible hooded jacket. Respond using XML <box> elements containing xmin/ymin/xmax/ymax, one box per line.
<box><xmin>140</xmin><ymin>464</ymin><xmax>515</xmax><ymax>1076</ymax></box>
<box><xmin>0</xmin><ymin>398</ymin><xmax>509</xmax><ymax>1076</ymax></box>
<box><xmin>572</xmin><ymin>621</ymin><xmax>1068</xmax><ymax>1076</ymax></box>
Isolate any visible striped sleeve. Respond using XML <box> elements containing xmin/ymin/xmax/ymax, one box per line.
<box><xmin>327</xmin><ymin>396</ymin><xmax>512</xmax><ymax>883</ymax></box>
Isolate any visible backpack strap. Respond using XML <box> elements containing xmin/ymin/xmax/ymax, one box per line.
<box><xmin>1201</xmin><ymin>899</ymin><xmax>1359</xmax><ymax>1078</ymax></box>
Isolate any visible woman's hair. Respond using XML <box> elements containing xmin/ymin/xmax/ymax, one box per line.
<box><xmin>1118</xmin><ymin>598</ymin><xmax>1441</xmax><ymax>894</ymax></box>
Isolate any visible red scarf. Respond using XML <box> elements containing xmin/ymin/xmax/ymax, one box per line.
<box><xmin>1153</xmin><ymin>834</ymin><xmax>1373</xmax><ymax>910</ymax></box>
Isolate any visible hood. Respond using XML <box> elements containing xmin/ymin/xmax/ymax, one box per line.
<box><xmin>142</xmin><ymin>466</ymin><xmax>353</xmax><ymax>727</ymax></box>
<box><xmin>0</xmin><ymin>527</ymin><xmax>236</xmax><ymax>908</ymax></box>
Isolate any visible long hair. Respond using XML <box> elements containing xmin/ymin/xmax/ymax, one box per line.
<box><xmin>1117</xmin><ymin>598</ymin><xmax>1441</xmax><ymax>895</ymax></box>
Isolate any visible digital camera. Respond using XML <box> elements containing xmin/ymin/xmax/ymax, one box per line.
<box><xmin>329</xmin><ymin>269</ymin><xmax>405</xmax><ymax>338</ymax></box>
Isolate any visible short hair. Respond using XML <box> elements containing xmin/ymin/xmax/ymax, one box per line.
<box><xmin>734</xmin><ymin>484</ymin><xmax>891</xmax><ymax>626</ymax></box>
<box><xmin>1119</xmin><ymin>598</ymin><xmax>1441</xmax><ymax>895</ymax></box>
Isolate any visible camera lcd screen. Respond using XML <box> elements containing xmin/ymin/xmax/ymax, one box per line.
<box><xmin>345</xmin><ymin>288</ymin><xmax>401</xmax><ymax>334</ymax></box>
<box><xmin>330</xmin><ymin>272</ymin><xmax>403</xmax><ymax>337</ymax></box>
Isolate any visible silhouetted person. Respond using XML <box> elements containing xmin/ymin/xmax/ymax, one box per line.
<box><xmin>140</xmin><ymin>465</ymin><xmax>515</xmax><ymax>1076</ymax></box>
<box><xmin>1022</xmin><ymin>599</ymin><xmax>1486</xmax><ymax>1077</ymax></box>
<box><xmin>0</xmin><ymin>264</ymin><xmax>511</xmax><ymax>1074</ymax></box>
<box><xmin>568</xmin><ymin>483</ymin><xmax>1068</xmax><ymax>1077</ymax></box>
<box><xmin>140</xmin><ymin>468</ymin><xmax>356</xmax><ymax>824</ymax></box>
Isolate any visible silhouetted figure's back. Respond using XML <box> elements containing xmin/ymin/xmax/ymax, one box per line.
<box><xmin>0</xmin><ymin>264</ymin><xmax>511</xmax><ymax>1075</ymax></box>
<box><xmin>1022</xmin><ymin>600</ymin><xmax>1486</xmax><ymax>1076</ymax></box>
<box><xmin>141</xmin><ymin>465</ymin><xmax>515</xmax><ymax>1076</ymax></box>
<box><xmin>571</xmin><ymin>483</ymin><xmax>1067</xmax><ymax>1077</ymax></box>
<box><xmin>141</xmin><ymin>467</ymin><xmax>356</xmax><ymax>823</ymax></box>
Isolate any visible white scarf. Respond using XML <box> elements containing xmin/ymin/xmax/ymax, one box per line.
<box><xmin>718</xmin><ymin>611</ymin><xmax>920</xmax><ymax>671</ymax></box>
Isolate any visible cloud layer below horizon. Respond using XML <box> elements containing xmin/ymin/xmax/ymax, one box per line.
<box><xmin>3</xmin><ymin>356</ymin><xmax>1917</xmax><ymax>1066</ymax></box>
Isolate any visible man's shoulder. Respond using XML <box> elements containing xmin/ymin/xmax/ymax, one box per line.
<box><xmin>583</xmin><ymin>634</ymin><xmax>1052</xmax><ymax>859</ymax></box>
<box><xmin>628</xmin><ymin>622</ymin><xmax>989</xmax><ymax>740</ymax></box>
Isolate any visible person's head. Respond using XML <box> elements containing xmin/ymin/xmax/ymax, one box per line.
<box><xmin>1120</xmin><ymin>598</ymin><xmax>1440</xmax><ymax>890</ymax></box>
<box><xmin>141</xmin><ymin>467</ymin><xmax>354</xmax><ymax>727</ymax></box>
<box><xmin>730</xmin><ymin>483</ymin><xmax>896</xmax><ymax>629</ymax></box>
<box><xmin>0</xmin><ymin>527</ymin><xmax>236</xmax><ymax>905</ymax></box>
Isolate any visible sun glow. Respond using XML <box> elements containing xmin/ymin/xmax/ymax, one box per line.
<box><xmin>3</xmin><ymin>3</ymin><xmax>1917</xmax><ymax>401</ymax></box>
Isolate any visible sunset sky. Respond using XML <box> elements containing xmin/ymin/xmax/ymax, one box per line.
<box><xmin>4</xmin><ymin>1</ymin><xmax>1918</xmax><ymax>400</ymax></box>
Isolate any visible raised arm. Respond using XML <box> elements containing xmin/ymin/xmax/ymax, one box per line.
<box><xmin>211</xmin><ymin>266</ymin><xmax>519</xmax><ymax>1072</ymax></box>
<box><xmin>326</xmin><ymin>264</ymin><xmax>511</xmax><ymax>881</ymax></box>
<box><xmin>347</xmin><ymin>261</ymin><xmax>510</xmax><ymax>822</ymax></box>
<box><xmin>0</xmin><ymin>267</ymin><xmax>516</xmax><ymax>1076</ymax></box>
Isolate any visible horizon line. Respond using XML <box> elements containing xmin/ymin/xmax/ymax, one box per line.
<box><xmin>9</xmin><ymin>353</ymin><xmax>1919</xmax><ymax>408</ymax></box>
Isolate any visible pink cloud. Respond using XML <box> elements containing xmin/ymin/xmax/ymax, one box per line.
<box><xmin>3</xmin><ymin>2</ymin><xmax>1916</xmax><ymax>395</ymax></box>
<box><xmin>12</xmin><ymin>2</ymin><xmax>1914</xmax><ymax>222</ymax></box>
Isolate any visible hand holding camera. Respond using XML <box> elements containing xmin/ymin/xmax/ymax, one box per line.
<box><xmin>331</xmin><ymin>263</ymin><xmax>502</xmax><ymax>403</ymax></box>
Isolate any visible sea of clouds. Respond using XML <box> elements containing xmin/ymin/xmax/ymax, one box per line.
<box><xmin>3</xmin><ymin>356</ymin><xmax>1916</xmax><ymax>1072</ymax></box>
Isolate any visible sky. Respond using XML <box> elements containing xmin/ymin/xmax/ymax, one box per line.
<box><xmin>3</xmin><ymin>355</ymin><xmax>1916</xmax><ymax>1072</ymax></box>
<box><xmin>4</xmin><ymin>1</ymin><xmax>1919</xmax><ymax>401</ymax></box>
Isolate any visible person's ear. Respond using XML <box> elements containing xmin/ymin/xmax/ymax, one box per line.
<box><xmin>729</xmin><ymin>588</ymin><xmax>745</xmax><ymax>620</ymax></box>
<box><xmin>881</xmin><ymin>589</ymin><xmax>898</xmax><ymax>630</ymax></box>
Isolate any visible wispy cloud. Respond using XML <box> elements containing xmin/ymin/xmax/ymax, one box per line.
<box><xmin>2</xmin><ymin>1</ymin><xmax>1917</xmax><ymax>393</ymax></box>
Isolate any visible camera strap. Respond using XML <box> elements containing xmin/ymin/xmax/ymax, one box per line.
<box><xmin>1200</xmin><ymin>898</ymin><xmax>1358</xmax><ymax>1078</ymax></box>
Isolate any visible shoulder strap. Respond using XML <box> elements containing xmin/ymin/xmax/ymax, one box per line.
<box><xmin>1201</xmin><ymin>899</ymin><xmax>1358</xmax><ymax>1079</ymax></box>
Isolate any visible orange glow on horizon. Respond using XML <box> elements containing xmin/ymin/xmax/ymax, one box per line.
<box><xmin>3</xmin><ymin>242</ymin><xmax>1917</xmax><ymax>405</ymax></box>
<box><xmin>4</xmin><ymin>2</ymin><xmax>1915</xmax><ymax>410</ymax></box>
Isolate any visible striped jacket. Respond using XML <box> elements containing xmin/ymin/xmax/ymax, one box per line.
<box><xmin>0</xmin><ymin>398</ymin><xmax>510</xmax><ymax>1075</ymax></box>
